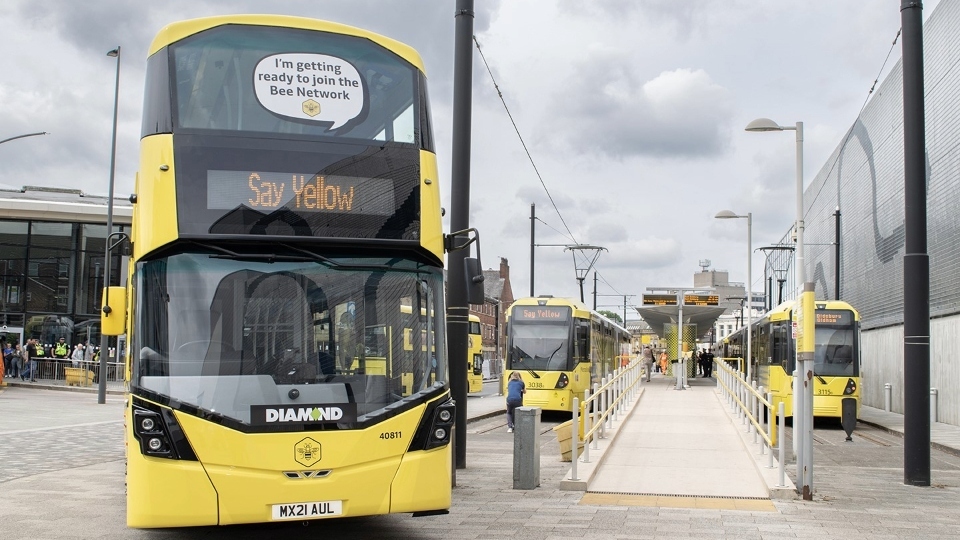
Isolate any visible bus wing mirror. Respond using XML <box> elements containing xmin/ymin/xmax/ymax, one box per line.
<box><xmin>101</xmin><ymin>286</ymin><xmax>127</xmax><ymax>336</ymax></box>
<box><xmin>465</xmin><ymin>257</ymin><xmax>485</xmax><ymax>304</ymax></box>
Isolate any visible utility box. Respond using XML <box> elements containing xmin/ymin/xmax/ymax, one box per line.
<box><xmin>513</xmin><ymin>407</ymin><xmax>541</xmax><ymax>489</ymax></box>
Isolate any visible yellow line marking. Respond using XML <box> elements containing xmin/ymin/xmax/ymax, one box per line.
<box><xmin>579</xmin><ymin>493</ymin><xmax>777</xmax><ymax>512</ymax></box>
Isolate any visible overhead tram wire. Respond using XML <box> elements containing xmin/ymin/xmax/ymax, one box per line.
<box><xmin>475</xmin><ymin>36</ymin><xmax>633</xmax><ymax>301</ymax></box>
<box><xmin>805</xmin><ymin>27</ymin><xmax>903</xmax><ymax>213</ymax></box>
<box><xmin>473</xmin><ymin>35</ymin><xmax>578</xmax><ymax>244</ymax></box>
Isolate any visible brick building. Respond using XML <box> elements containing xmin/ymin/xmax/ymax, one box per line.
<box><xmin>469</xmin><ymin>257</ymin><xmax>514</xmax><ymax>367</ymax></box>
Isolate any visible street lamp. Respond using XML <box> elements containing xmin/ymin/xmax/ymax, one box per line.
<box><xmin>746</xmin><ymin>117</ymin><xmax>813</xmax><ymax>499</ymax></box>
<box><xmin>716</xmin><ymin>210</ymin><xmax>752</xmax><ymax>382</ymax></box>
<box><xmin>98</xmin><ymin>45</ymin><xmax>121</xmax><ymax>405</ymax></box>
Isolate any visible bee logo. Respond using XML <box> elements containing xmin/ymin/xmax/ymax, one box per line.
<box><xmin>294</xmin><ymin>437</ymin><xmax>322</xmax><ymax>467</ymax></box>
<box><xmin>302</xmin><ymin>99</ymin><xmax>321</xmax><ymax>117</ymax></box>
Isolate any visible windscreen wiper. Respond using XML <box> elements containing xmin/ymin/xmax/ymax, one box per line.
<box><xmin>278</xmin><ymin>244</ymin><xmax>430</xmax><ymax>273</ymax></box>
<box><xmin>512</xmin><ymin>347</ymin><xmax>541</xmax><ymax>378</ymax></box>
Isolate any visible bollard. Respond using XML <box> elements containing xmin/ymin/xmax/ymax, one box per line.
<box><xmin>513</xmin><ymin>407</ymin><xmax>541</xmax><ymax>489</ymax></box>
<box><xmin>931</xmin><ymin>388</ymin><xmax>938</xmax><ymax>423</ymax></box>
<box><xmin>884</xmin><ymin>383</ymin><xmax>892</xmax><ymax>412</ymax></box>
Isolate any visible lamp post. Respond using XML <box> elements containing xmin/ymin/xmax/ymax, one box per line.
<box><xmin>716</xmin><ymin>210</ymin><xmax>752</xmax><ymax>382</ymax></box>
<box><xmin>746</xmin><ymin>117</ymin><xmax>813</xmax><ymax>499</ymax></box>
<box><xmin>98</xmin><ymin>45</ymin><xmax>121</xmax><ymax>405</ymax></box>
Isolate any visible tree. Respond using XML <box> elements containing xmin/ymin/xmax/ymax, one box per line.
<box><xmin>598</xmin><ymin>310</ymin><xmax>622</xmax><ymax>324</ymax></box>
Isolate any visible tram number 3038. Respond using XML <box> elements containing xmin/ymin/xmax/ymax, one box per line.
<box><xmin>272</xmin><ymin>500</ymin><xmax>343</xmax><ymax>521</ymax></box>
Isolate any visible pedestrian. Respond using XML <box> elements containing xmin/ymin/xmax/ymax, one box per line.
<box><xmin>71</xmin><ymin>343</ymin><xmax>85</xmax><ymax>368</ymax></box>
<box><xmin>693</xmin><ymin>349</ymin><xmax>702</xmax><ymax>376</ymax></box>
<box><xmin>700</xmin><ymin>348</ymin><xmax>715</xmax><ymax>378</ymax></box>
<box><xmin>9</xmin><ymin>344</ymin><xmax>22</xmax><ymax>379</ymax></box>
<box><xmin>658</xmin><ymin>349</ymin><xmax>669</xmax><ymax>375</ymax></box>
<box><xmin>23</xmin><ymin>338</ymin><xmax>38</xmax><ymax>382</ymax></box>
<box><xmin>54</xmin><ymin>337</ymin><xmax>70</xmax><ymax>359</ymax></box>
<box><xmin>640</xmin><ymin>345</ymin><xmax>655</xmax><ymax>382</ymax></box>
<box><xmin>505</xmin><ymin>371</ymin><xmax>526</xmax><ymax>433</ymax></box>
<box><xmin>2</xmin><ymin>339</ymin><xmax>11</xmax><ymax>378</ymax></box>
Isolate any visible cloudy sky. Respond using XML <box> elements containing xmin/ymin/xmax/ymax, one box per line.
<box><xmin>0</xmin><ymin>0</ymin><xmax>943</xmax><ymax>319</ymax></box>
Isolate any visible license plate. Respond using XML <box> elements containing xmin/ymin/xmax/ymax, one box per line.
<box><xmin>271</xmin><ymin>500</ymin><xmax>343</xmax><ymax>520</ymax></box>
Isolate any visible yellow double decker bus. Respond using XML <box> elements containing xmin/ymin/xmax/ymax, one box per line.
<box><xmin>504</xmin><ymin>296</ymin><xmax>630</xmax><ymax>413</ymax></box>
<box><xmin>101</xmin><ymin>15</ymin><xmax>457</xmax><ymax>528</ymax></box>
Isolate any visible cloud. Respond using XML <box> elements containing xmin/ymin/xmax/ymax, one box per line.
<box><xmin>541</xmin><ymin>60</ymin><xmax>734</xmax><ymax>159</ymax></box>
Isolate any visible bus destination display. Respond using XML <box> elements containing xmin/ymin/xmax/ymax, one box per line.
<box><xmin>514</xmin><ymin>306</ymin><xmax>570</xmax><ymax>321</ymax></box>
<box><xmin>683</xmin><ymin>295</ymin><xmax>719</xmax><ymax>306</ymax></box>
<box><xmin>207</xmin><ymin>170</ymin><xmax>396</xmax><ymax>215</ymax></box>
<box><xmin>642</xmin><ymin>294</ymin><xmax>677</xmax><ymax>306</ymax></box>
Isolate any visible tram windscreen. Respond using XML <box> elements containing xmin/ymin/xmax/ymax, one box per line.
<box><xmin>813</xmin><ymin>310</ymin><xmax>858</xmax><ymax>377</ymax></box>
<box><xmin>130</xmin><ymin>251</ymin><xmax>446</xmax><ymax>429</ymax></box>
<box><xmin>508</xmin><ymin>323</ymin><xmax>572</xmax><ymax>372</ymax></box>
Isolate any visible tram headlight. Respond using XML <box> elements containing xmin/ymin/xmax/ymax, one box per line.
<box><xmin>843</xmin><ymin>378</ymin><xmax>857</xmax><ymax>395</ymax></box>
<box><xmin>555</xmin><ymin>373</ymin><xmax>569</xmax><ymax>389</ymax></box>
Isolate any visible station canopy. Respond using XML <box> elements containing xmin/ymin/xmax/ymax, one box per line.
<box><xmin>635</xmin><ymin>304</ymin><xmax>728</xmax><ymax>340</ymax></box>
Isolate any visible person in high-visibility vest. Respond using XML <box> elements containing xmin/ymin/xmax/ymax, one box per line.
<box><xmin>54</xmin><ymin>337</ymin><xmax>70</xmax><ymax>359</ymax></box>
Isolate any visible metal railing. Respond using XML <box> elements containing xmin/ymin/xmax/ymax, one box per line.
<box><xmin>12</xmin><ymin>358</ymin><xmax>125</xmax><ymax>388</ymax></box>
<box><xmin>714</xmin><ymin>358</ymin><xmax>788</xmax><ymax>488</ymax></box>
<box><xmin>567</xmin><ymin>359</ymin><xmax>643</xmax><ymax>481</ymax></box>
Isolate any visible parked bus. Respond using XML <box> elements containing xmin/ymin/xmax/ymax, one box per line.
<box><xmin>468</xmin><ymin>314</ymin><xmax>484</xmax><ymax>393</ymax></box>
<box><xmin>504</xmin><ymin>296</ymin><xmax>631</xmax><ymax>413</ymax></box>
<box><xmin>719</xmin><ymin>300</ymin><xmax>861</xmax><ymax>421</ymax></box>
<box><xmin>101</xmin><ymin>15</ymin><xmax>459</xmax><ymax>527</ymax></box>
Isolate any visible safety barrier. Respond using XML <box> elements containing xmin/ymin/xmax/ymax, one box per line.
<box><xmin>714</xmin><ymin>359</ymin><xmax>788</xmax><ymax>488</ymax></box>
<box><xmin>567</xmin><ymin>359</ymin><xmax>644</xmax><ymax>482</ymax></box>
<box><xmin>10</xmin><ymin>358</ymin><xmax>125</xmax><ymax>387</ymax></box>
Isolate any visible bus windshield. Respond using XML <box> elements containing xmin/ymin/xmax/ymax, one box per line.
<box><xmin>168</xmin><ymin>24</ymin><xmax>421</xmax><ymax>143</ymax></box>
<box><xmin>509</xmin><ymin>323</ymin><xmax>571</xmax><ymax>371</ymax></box>
<box><xmin>131</xmin><ymin>252</ymin><xmax>446</xmax><ymax>429</ymax></box>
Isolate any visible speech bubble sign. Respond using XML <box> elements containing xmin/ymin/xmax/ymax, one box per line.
<box><xmin>254</xmin><ymin>53</ymin><xmax>365</xmax><ymax>129</ymax></box>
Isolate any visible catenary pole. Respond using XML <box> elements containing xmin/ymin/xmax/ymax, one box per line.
<box><xmin>448</xmin><ymin>0</ymin><xmax>474</xmax><ymax>470</ymax></box>
<box><xmin>530</xmin><ymin>203</ymin><xmax>535</xmax><ymax>296</ymax></box>
<box><xmin>901</xmin><ymin>0</ymin><xmax>930</xmax><ymax>487</ymax></box>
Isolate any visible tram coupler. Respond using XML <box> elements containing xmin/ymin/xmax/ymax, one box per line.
<box><xmin>841</xmin><ymin>397</ymin><xmax>857</xmax><ymax>441</ymax></box>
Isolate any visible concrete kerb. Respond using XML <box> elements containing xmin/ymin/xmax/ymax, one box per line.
<box><xmin>713</xmin><ymin>386</ymin><xmax>798</xmax><ymax>500</ymax></box>
<box><xmin>558</xmin><ymin>386</ymin><xmax>645</xmax><ymax>491</ymax></box>
<box><xmin>2</xmin><ymin>379</ymin><xmax>126</xmax><ymax>396</ymax></box>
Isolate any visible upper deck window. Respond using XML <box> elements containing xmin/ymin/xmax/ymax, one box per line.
<box><xmin>145</xmin><ymin>25</ymin><xmax>425</xmax><ymax>146</ymax></box>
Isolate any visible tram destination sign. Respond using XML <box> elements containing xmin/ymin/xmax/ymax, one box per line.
<box><xmin>513</xmin><ymin>306</ymin><xmax>570</xmax><ymax>321</ymax></box>
<box><xmin>206</xmin><ymin>170</ymin><xmax>396</xmax><ymax>215</ymax></box>
<box><xmin>683</xmin><ymin>294</ymin><xmax>719</xmax><ymax>306</ymax></box>
<box><xmin>642</xmin><ymin>294</ymin><xmax>677</xmax><ymax>306</ymax></box>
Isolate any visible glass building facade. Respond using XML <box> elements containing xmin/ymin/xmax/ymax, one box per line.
<box><xmin>0</xmin><ymin>199</ymin><xmax>128</xmax><ymax>354</ymax></box>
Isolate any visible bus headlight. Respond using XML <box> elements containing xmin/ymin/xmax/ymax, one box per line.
<box><xmin>131</xmin><ymin>403</ymin><xmax>197</xmax><ymax>461</ymax></box>
<box><xmin>413</xmin><ymin>399</ymin><xmax>455</xmax><ymax>451</ymax></box>
<box><xmin>843</xmin><ymin>378</ymin><xmax>857</xmax><ymax>395</ymax></box>
<box><xmin>554</xmin><ymin>373</ymin><xmax>569</xmax><ymax>389</ymax></box>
